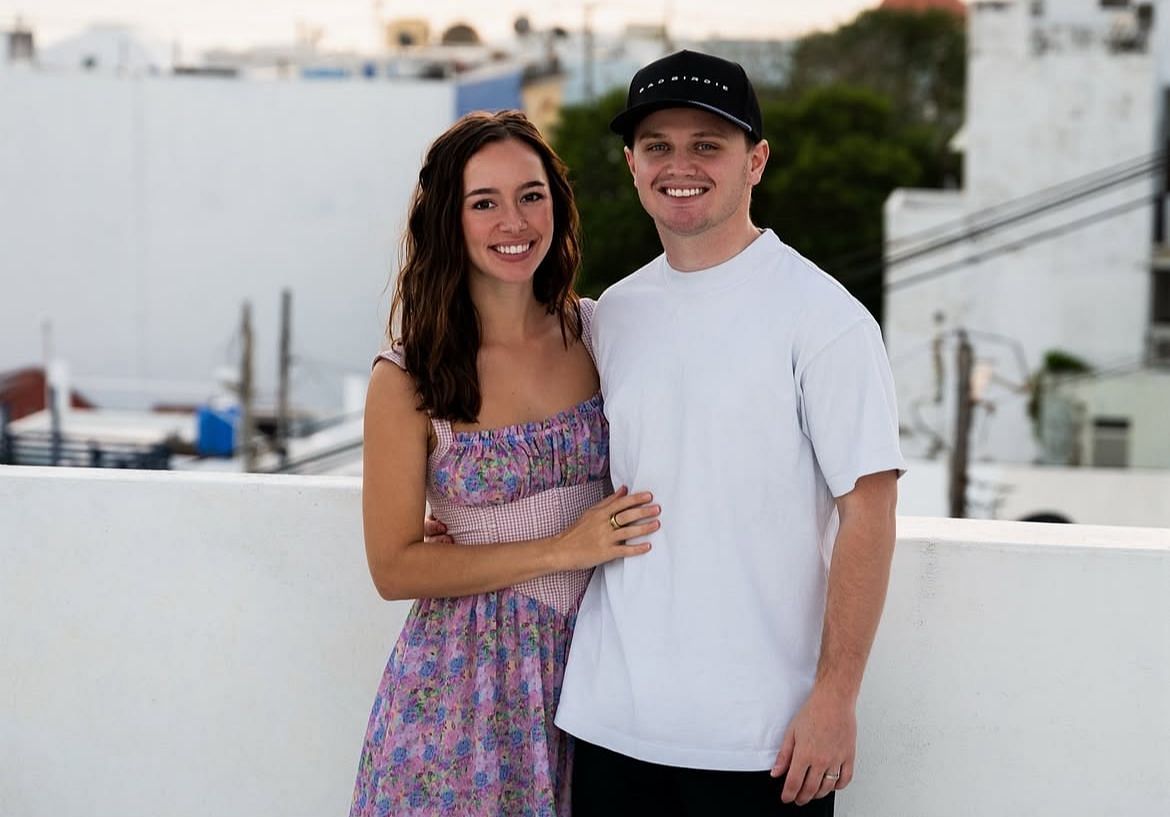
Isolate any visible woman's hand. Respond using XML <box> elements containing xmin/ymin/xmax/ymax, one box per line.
<box><xmin>554</xmin><ymin>486</ymin><xmax>660</xmax><ymax>570</ymax></box>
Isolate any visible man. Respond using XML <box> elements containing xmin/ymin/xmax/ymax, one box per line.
<box><xmin>554</xmin><ymin>50</ymin><xmax>905</xmax><ymax>815</ymax></box>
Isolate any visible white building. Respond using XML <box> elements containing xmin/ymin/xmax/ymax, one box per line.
<box><xmin>884</xmin><ymin>0</ymin><xmax>1166</xmax><ymax>466</ymax></box>
<box><xmin>0</xmin><ymin>68</ymin><xmax>458</xmax><ymax>414</ymax></box>
<box><xmin>38</xmin><ymin>24</ymin><xmax>172</xmax><ymax>75</ymax></box>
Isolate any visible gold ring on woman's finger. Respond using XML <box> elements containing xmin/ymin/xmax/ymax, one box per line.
<box><xmin>609</xmin><ymin>512</ymin><xmax>622</xmax><ymax>530</ymax></box>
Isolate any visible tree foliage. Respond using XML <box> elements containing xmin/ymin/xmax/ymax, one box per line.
<box><xmin>756</xmin><ymin>87</ymin><xmax>922</xmax><ymax>320</ymax></box>
<box><xmin>784</xmin><ymin>8</ymin><xmax>966</xmax><ymax>187</ymax></box>
<box><xmin>550</xmin><ymin>90</ymin><xmax>662</xmax><ymax>298</ymax></box>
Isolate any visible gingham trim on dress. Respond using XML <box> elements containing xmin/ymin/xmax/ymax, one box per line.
<box><xmin>429</xmin><ymin>481</ymin><xmax>601</xmax><ymax>615</ymax></box>
<box><xmin>373</xmin><ymin>299</ymin><xmax>603</xmax><ymax>615</ymax></box>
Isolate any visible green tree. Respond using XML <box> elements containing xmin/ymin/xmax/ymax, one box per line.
<box><xmin>550</xmin><ymin>90</ymin><xmax>662</xmax><ymax>298</ymax></box>
<box><xmin>784</xmin><ymin>8</ymin><xmax>966</xmax><ymax>186</ymax></box>
<box><xmin>755</xmin><ymin>86</ymin><xmax>923</xmax><ymax>321</ymax></box>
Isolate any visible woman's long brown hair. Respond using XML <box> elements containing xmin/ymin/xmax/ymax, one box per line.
<box><xmin>389</xmin><ymin>110</ymin><xmax>582</xmax><ymax>423</ymax></box>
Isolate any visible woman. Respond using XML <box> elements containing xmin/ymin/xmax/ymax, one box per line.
<box><xmin>350</xmin><ymin>111</ymin><xmax>660</xmax><ymax>816</ymax></box>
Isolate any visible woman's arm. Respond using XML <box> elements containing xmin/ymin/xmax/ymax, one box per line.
<box><xmin>362</xmin><ymin>360</ymin><xmax>658</xmax><ymax>601</ymax></box>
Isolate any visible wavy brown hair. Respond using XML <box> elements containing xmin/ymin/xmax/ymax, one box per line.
<box><xmin>389</xmin><ymin>110</ymin><xmax>583</xmax><ymax>423</ymax></box>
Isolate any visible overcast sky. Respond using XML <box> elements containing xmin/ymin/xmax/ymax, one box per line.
<box><xmin>3</xmin><ymin>1</ymin><xmax>884</xmax><ymax>53</ymax></box>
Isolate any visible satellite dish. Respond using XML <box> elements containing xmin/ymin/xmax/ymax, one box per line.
<box><xmin>514</xmin><ymin>16</ymin><xmax>531</xmax><ymax>36</ymax></box>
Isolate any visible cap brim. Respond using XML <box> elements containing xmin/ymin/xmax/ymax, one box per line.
<box><xmin>609</xmin><ymin>99</ymin><xmax>756</xmax><ymax>142</ymax></box>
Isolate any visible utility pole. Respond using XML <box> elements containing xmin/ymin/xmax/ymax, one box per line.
<box><xmin>42</xmin><ymin>320</ymin><xmax>61</xmax><ymax>466</ymax></box>
<box><xmin>949</xmin><ymin>330</ymin><xmax>974</xmax><ymax>518</ymax></box>
<box><xmin>583</xmin><ymin>2</ymin><xmax>596</xmax><ymax>101</ymax></box>
<box><xmin>276</xmin><ymin>289</ymin><xmax>292</xmax><ymax>468</ymax></box>
<box><xmin>239</xmin><ymin>301</ymin><xmax>256</xmax><ymax>472</ymax></box>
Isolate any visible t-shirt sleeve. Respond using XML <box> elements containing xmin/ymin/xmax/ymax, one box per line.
<box><xmin>797</xmin><ymin>318</ymin><xmax>906</xmax><ymax>498</ymax></box>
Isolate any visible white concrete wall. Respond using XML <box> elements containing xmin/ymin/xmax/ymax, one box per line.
<box><xmin>2</xmin><ymin>467</ymin><xmax>1169</xmax><ymax>816</ymax></box>
<box><xmin>0</xmin><ymin>466</ymin><xmax>411</xmax><ymax>817</ymax></box>
<box><xmin>899</xmin><ymin>456</ymin><xmax>1170</xmax><ymax>527</ymax></box>
<box><xmin>0</xmin><ymin>72</ymin><xmax>455</xmax><ymax>412</ymax></box>
<box><xmin>885</xmin><ymin>0</ymin><xmax>1160</xmax><ymax>464</ymax></box>
<box><xmin>851</xmin><ymin>515</ymin><xmax>1170</xmax><ymax>817</ymax></box>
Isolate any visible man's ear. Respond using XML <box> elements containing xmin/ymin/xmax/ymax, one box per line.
<box><xmin>748</xmin><ymin>139</ymin><xmax>770</xmax><ymax>186</ymax></box>
<box><xmin>625</xmin><ymin>145</ymin><xmax>637</xmax><ymax>179</ymax></box>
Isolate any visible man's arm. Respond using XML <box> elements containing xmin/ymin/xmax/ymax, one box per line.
<box><xmin>770</xmin><ymin>469</ymin><xmax>898</xmax><ymax>805</ymax></box>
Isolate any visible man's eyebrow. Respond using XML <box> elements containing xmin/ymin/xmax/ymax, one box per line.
<box><xmin>636</xmin><ymin>129</ymin><xmax>733</xmax><ymax>142</ymax></box>
<box><xmin>464</xmin><ymin>180</ymin><xmax>546</xmax><ymax>198</ymax></box>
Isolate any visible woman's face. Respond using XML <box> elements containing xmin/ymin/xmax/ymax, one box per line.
<box><xmin>461</xmin><ymin>138</ymin><xmax>554</xmax><ymax>288</ymax></box>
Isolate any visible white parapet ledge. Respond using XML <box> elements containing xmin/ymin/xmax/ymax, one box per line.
<box><xmin>0</xmin><ymin>463</ymin><xmax>360</xmax><ymax>491</ymax></box>
<box><xmin>4</xmin><ymin>465</ymin><xmax>1166</xmax><ymax>552</ymax></box>
<box><xmin>898</xmin><ymin>514</ymin><xmax>1170</xmax><ymax>552</ymax></box>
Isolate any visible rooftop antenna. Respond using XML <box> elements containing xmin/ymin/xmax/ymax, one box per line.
<box><xmin>584</xmin><ymin>1</ymin><xmax>596</xmax><ymax>101</ymax></box>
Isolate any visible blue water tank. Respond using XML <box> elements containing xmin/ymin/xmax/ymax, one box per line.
<box><xmin>196</xmin><ymin>405</ymin><xmax>239</xmax><ymax>457</ymax></box>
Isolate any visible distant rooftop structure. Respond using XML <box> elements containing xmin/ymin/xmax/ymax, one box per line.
<box><xmin>384</xmin><ymin>18</ymin><xmax>431</xmax><ymax>50</ymax></box>
<box><xmin>693</xmin><ymin>38</ymin><xmax>793</xmax><ymax>88</ymax></box>
<box><xmin>880</xmin><ymin>0</ymin><xmax>968</xmax><ymax>15</ymax></box>
<box><xmin>3</xmin><ymin>23</ymin><xmax>35</xmax><ymax>65</ymax></box>
<box><xmin>0</xmin><ymin>368</ymin><xmax>94</xmax><ymax>422</ymax></box>
<box><xmin>39</xmin><ymin>24</ymin><xmax>170</xmax><ymax>75</ymax></box>
<box><xmin>441</xmin><ymin>23</ymin><xmax>482</xmax><ymax>46</ymax></box>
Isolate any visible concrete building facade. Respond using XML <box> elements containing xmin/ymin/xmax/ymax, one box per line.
<box><xmin>0</xmin><ymin>71</ymin><xmax>457</xmax><ymax>413</ymax></box>
<box><xmin>884</xmin><ymin>0</ymin><xmax>1165</xmax><ymax>466</ymax></box>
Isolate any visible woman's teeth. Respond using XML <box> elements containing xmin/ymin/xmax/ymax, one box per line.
<box><xmin>494</xmin><ymin>243</ymin><xmax>532</xmax><ymax>255</ymax></box>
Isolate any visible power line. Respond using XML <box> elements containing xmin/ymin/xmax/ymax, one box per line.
<box><xmin>835</xmin><ymin>155</ymin><xmax>1162</xmax><ymax>293</ymax></box>
<box><xmin>886</xmin><ymin>150</ymin><xmax>1162</xmax><ymax>258</ymax></box>
<box><xmin>822</xmin><ymin>149</ymin><xmax>1164</xmax><ymax>274</ymax></box>
<box><xmin>878</xmin><ymin>196</ymin><xmax>1152</xmax><ymax>296</ymax></box>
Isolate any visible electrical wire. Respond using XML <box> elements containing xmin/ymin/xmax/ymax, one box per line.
<box><xmin>822</xmin><ymin>152</ymin><xmax>1163</xmax><ymax>295</ymax></box>
<box><xmin>822</xmin><ymin>149</ymin><xmax>1164</xmax><ymax>274</ymax></box>
<box><xmin>865</xmin><ymin>196</ymin><xmax>1155</xmax><ymax>297</ymax></box>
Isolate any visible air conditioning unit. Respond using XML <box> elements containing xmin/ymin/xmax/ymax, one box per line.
<box><xmin>1148</xmin><ymin>324</ymin><xmax>1170</xmax><ymax>367</ymax></box>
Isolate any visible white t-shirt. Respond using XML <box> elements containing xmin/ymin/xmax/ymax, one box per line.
<box><xmin>554</xmin><ymin>229</ymin><xmax>905</xmax><ymax>771</ymax></box>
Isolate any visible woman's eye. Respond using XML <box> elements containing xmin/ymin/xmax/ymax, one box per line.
<box><xmin>470</xmin><ymin>199</ymin><xmax>495</xmax><ymax>210</ymax></box>
<box><xmin>521</xmin><ymin>192</ymin><xmax>545</xmax><ymax>203</ymax></box>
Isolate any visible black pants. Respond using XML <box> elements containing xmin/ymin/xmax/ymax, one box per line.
<box><xmin>572</xmin><ymin>738</ymin><xmax>835</xmax><ymax>817</ymax></box>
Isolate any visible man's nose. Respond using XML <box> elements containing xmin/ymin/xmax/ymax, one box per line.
<box><xmin>665</xmin><ymin>154</ymin><xmax>699</xmax><ymax>176</ymax></box>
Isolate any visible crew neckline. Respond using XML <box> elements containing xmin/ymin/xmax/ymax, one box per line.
<box><xmin>661</xmin><ymin>229</ymin><xmax>778</xmax><ymax>292</ymax></box>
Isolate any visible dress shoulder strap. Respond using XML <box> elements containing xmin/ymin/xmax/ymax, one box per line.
<box><xmin>372</xmin><ymin>343</ymin><xmax>406</xmax><ymax>371</ymax></box>
<box><xmin>372</xmin><ymin>343</ymin><xmax>454</xmax><ymax>459</ymax></box>
<box><xmin>578</xmin><ymin>297</ymin><xmax>598</xmax><ymax>365</ymax></box>
<box><xmin>430</xmin><ymin>417</ymin><xmax>454</xmax><ymax>455</ymax></box>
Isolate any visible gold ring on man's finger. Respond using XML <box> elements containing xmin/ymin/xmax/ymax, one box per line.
<box><xmin>609</xmin><ymin>512</ymin><xmax>622</xmax><ymax>530</ymax></box>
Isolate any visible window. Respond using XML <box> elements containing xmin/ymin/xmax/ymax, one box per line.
<box><xmin>1153</xmin><ymin>268</ymin><xmax>1170</xmax><ymax>325</ymax></box>
<box><xmin>1091</xmin><ymin>417</ymin><xmax>1130</xmax><ymax>468</ymax></box>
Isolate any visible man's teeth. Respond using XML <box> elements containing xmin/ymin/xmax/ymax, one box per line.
<box><xmin>665</xmin><ymin>188</ymin><xmax>704</xmax><ymax>198</ymax></box>
<box><xmin>494</xmin><ymin>243</ymin><xmax>532</xmax><ymax>255</ymax></box>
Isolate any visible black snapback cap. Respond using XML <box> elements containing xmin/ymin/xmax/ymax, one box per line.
<box><xmin>609</xmin><ymin>50</ymin><xmax>763</xmax><ymax>145</ymax></box>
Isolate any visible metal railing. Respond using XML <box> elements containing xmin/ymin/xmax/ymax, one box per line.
<box><xmin>0</xmin><ymin>427</ymin><xmax>170</xmax><ymax>470</ymax></box>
